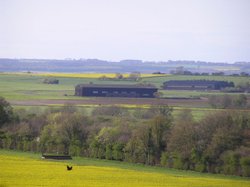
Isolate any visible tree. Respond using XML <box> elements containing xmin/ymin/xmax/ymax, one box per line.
<box><xmin>99</xmin><ymin>75</ymin><xmax>107</xmax><ymax>80</ymax></box>
<box><xmin>236</xmin><ymin>81</ymin><xmax>250</xmax><ymax>92</ymax></box>
<box><xmin>144</xmin><ymin>105</ymin><xmax>173</xmax><ymax>119</ymax></box>
<box><xmin>61</xmin><ymin>104</ymin><xmax>78</xmax><ymax>113</ymax></box>
<box><xmin>221</xmin><ymin>151</ymin><xmax>241</xmax><ymax>175</ymax></box>
<box><xmin>129</xmin><ymin>72</ymin><xmax>141</xmax><ymax>81</ymax></box>
<box><xmin>208</xmin><ymin>95</ymin><xmax>219</xmax><ymax>108</ymax></box>
<box><xmin>196</xmin><ymin>111</ymin><xmax>249</xmax><ymax>173</ymax></box>
<box><xmin>92</xmin><ymin>106</ymin><xmax>129</xmax><ymax>117</ymax></box>
<box><xmin>113</xmin><ymin>142</ymin><xmax>125</xmax><ymax>161</ymax></box>
<box><xmin>175</xmin><ymin>66</ymin><xmax>184</xmax><ymax>75</ymax></box>
<box><xmin>141</xmin><ymin>105</ymin><xmax>173</xmax><ymax>163</ymax></box>
<box><xmin>115</xmin><ymin>73</ymin><xmax>123</xmax><ymax>80</ymax></box>
<box><xmin>234</xmin><ymin>94</ymin><xmax>247</xmax><ymax>108</ymax></box>
<box><xmin>168</xmin><ymin>119</ymin><xmax>197</xmax><ymax>170</ymax></box>
<box><xmin>0</xmin><ymin>97</ymin><xmax>14</xmax><ymax>128</ymax></box>
<box><xmin>221</xmin><ymin>95</ymin><xmax>232</xmax><ymax>109</ymax></box>
<box><xmin>212</xmin><ymin>72</ymin><xmax>224</xmax><ymax>76</ymax></box>
<box><xmin>139</xmin><ymin>125</ymin><xmax>154</xmax><ymax>165</ymax></box>
<box><xmin>124</xmin><ymin>134</ymin><xmax>144</xmax><ymax>163</ymax></box>
<box><xmin>124</xmin><ymin>124</ymin><xmax>154</xmax><ymax>164</ymax></box>
<box><xmin>40</xmin><ymin>112</ymin><xmax>91</xmax><ymax>155</ymax></box>
<box><xmin>176</xmin><ymin>109</ymin><xmax>193</xmax><ymax>122</ymax></box>
<box><xmin>60</xmin><ymin>113</ymin><xmax>90</xmax><ymax>156</ymax></box>
<box><xmin>40</xmin><ymin>123</ymin><xmax>58</xmax><ymax>153</ymax></box>
<box><xmin>240</xmin><ymin>157</ymin><xmax>250</xmax><ymax>177</ymax></box>
<box><xmin>208</xmin><ymin>95</ymin><xmax>233</xmax><ymax>109</ymax></box>
<box><xmin>154</xmin><ymin>92</ymin><xmax>163</xmax><ymax>98</ymax></box>
<box><xmin>240</xmin><ymin>72</ymin><xmax>249</xmax><ymax>77</ymax></box>
<box><xmin>43</xmin><ymin>78</ymin><xmax>59</xmax><ymax>84</ymax></box>
<box><xmin>150</xmin><ymin>115</ymin><xmax>171</xmax><ymax>162</ymax></box>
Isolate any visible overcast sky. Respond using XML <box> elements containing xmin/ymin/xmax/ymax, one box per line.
<box><xmin>1</xmin><ymin>0</ymin><xmax>250</xmax><ymax>63</ymax></box>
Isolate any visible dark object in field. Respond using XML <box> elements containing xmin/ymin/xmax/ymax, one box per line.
<box><xmin>67</xmin><ymin>165</ymin><xmax>73</xmax><ymax>171</ymax></box>
<box><xmin>43</xmin><ymin>78</ymin><xmax>59</xmax><ymax>84</ymax></box>
<box><xmin>41</xmin><ymin>154</ymin><xmax>72</xmax><ymax>160</ymax></box>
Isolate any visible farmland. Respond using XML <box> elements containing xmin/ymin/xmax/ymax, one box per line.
<box><xmin>1</xmin><ymin>72</ymin><xmax>249</xmax><ymax>101</ymax></box>
<box><xmin>0</xmin><ymin>72</ymin><xmax>249</xmax><ymax>120</ymax></box>
<box><xmin>1</xmin><ymin>72</ymin><xmax>250</xmax><ymax>180</ymax></box>
<box><xmin>0</xmin><ymin>150</ymin><xmax>249</xmax><ymax>187</ymax></box>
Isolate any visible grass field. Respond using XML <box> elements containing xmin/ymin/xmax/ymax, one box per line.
<box><xmin>0</xmin><ymin>150</ymin><xmax>249</xmax><ymax>187</ymax></box>
<box><xmin>0</xmin><ymin>73</ymin><xmax>142</xmax><ymax>100</ymax></box>
<box><xmin>1</xmin><ymin>72</ymin><xmax>250</xmax><ymax>121</ymax></box>
<box><xmin>1</xmin><ymin>73</ymin><xmax>249</xmax><ymax>100</ymax></box>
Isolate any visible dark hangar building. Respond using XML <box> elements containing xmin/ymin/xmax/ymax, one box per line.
<box><xmin>75</xmin><ymin>84</ymin><xmax>158</xmax><ymax>98</ymax></box>
<box><xmin>163</xmin><ymin>80</ymin><xmax>234</xmax><ymax>90</ymax></box>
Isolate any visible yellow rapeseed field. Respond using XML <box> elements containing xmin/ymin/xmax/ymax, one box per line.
<box><xmin>37</xmin><ymin>73</ymin><xmax>166</xmax><ymax>78</ymax></box>
<box><xmin>4</xmin><ymin>72</ymin><xmax>166</xmax><ymax>78</ymax></box>
<box><xmin>0</xmin><ymin>153</ymin><xmax>249</xmax><ymax>187</ymax></box>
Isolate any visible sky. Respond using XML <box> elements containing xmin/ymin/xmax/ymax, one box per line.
<box><xmin>0</xmin><ymin>0</ymin><xmax>250</xmax><ymax>63</ymax></box>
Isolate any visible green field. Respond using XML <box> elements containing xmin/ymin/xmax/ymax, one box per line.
<box><xmin>1</xmin><ymin>73</ymin><xmax>249</xmax><ymax>100</ymax></box>
<box><xmin>0</xmin><ymin>150</ymin><xmax>249</xmax><ymax>187</ymax></box>
<box><xmin>1</xmin><ymin>72</ymin><xmax>250</xmax><ymax>121</ymax></box>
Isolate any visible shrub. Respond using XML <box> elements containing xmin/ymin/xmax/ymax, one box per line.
<box><xmin>194</xmin><ymin>162</ymin><xmax>206</xmax><ymax>172</ymax></box>
<box><xmin>221</xmin><ymin>151</ymin><xmax>240</xmax><ymax>175</ymax></box>
<box><xmin>240</xmin><ymin>157</ymin><xmax>250</xmax><ymax>177</ymax></box>
<box><xmin>43</xmin><ymin>78</ymin><xmax>59</xmax><ymax>84</ymax></box>
<box><xmin>160</xmin><ymin>152</ymin><xmax>168</xmax><ymax>167</ymax></box>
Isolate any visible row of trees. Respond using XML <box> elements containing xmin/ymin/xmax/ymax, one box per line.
<box><xmin>99</xmin><ymin>72</ymin><xmax>141</xmax><ymax>81</ymax></box>
<box><xmin>0</xmin><ymin>97</ymin><xmax>249</xmax><ymax>176</ymax></box>
<box><xmin>171</xmin><ymin>66</ymin><xmax>250</xmax><ymax>77</ymax></box>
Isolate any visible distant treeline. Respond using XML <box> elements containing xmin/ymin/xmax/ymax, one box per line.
<box><xmin>0</xmin><ymin>58</ymin><xmax>250</xmax><ymax>74</ymax></box>
<box><xmin>170</xmin><ymin>66</ymin><xmax>250</xmax><ymax>77</ymax></box>
<box><xmin>0</xmin><ymin>96</ymin><xmax>250</xmax><ymax>177</ymax></box>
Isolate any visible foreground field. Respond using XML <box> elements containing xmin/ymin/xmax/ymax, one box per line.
<box><xmin>0</xmin><ymin>150</ymin><xmax>249</xmax><ymax>187</ymax></box>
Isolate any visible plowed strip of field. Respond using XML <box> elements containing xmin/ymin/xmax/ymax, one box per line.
<box><xmin>9</xmin><ymin>97</ymin><xmax>209</xmax><ymax>107</ymax></box>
